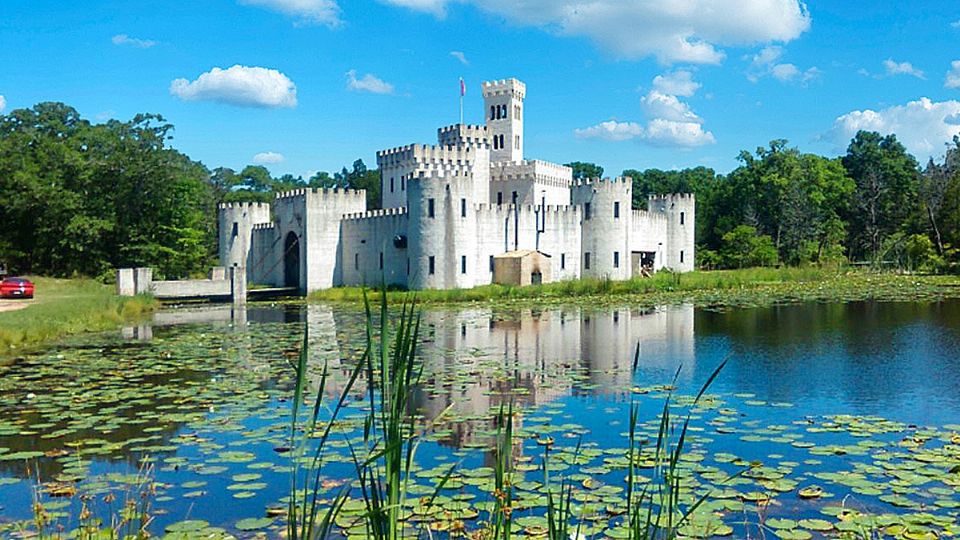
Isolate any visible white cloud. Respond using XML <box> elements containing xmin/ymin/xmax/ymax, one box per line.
<box><xmin>575</xmin><ymin>121</ymin><xmax>645</xmax><ymax>141</ymax></box>
<box><xmin>951</xmin><ymin>20</ymin><xmax>960</xmax><ymax>29</ymax></box>
<box><xmin>946</xmin><ymin>60</ymin><xmax>960</xmax><ymax>89</ymax></box>
<box><xmin>385</xmin><ymin>0</ymin><xmax>810</xmax><ymax>64</ymax></box>
<box><xmin>112</xmin><ymin>34</ymin><xmax>158</xmax><ymax>48</ymax></box>
<box><xmin>827</xmin><ymin>97</ymin><xmax>960</xmax><ymax>158</ymax></box>
<box><xmin>170</xmin><ymin>65</ymin><xmax>298</xmax><ymax>108</ymax></box>
<box><xmin>253</xmin><ymin>151</ymin><xmax>285</xmax><ymax>164</ymax></box>
<box><xmin>239</xmin><ymin>0</ymin><xmax>341</xmax><ymax>27</ymax></box>
<box><xmin>641</xmin><ymin>91</ymin><xmax>701</xmax><ymax>123</ymax></box>
<box><xmin>0</xmin><ymin>95</ymin><xmax>5</xmax><ymax>112</ymax></box>
<box><xmin>651</xmin><ymin>69</ymin><xmax>700</xmax><ymax>97</ymax></box>
<box><xmin>576</xmin><ymin>71</ymin><xmax>714</xmax><ymax>148</ymax></box>
<box><xmin>644</xmin><ymin>118</ymin><xmax>716</xmax><ymax>147</ymax></box>
<box><xmin>883</xmin><ymin>59</ymin><xmax>925</xmax><ymax>79</ymax></box>
<box><xmin>380</xmin><ymin>0</ymin><xmax>447</xmax><ymax>17</ymax></box>
<box><xmin>449</xmin><ymin>50</ymin><xmax>469</xmax><ymax>65</ymax></box>
<box><xmin>346</xmin><ymin>70</ymin><xmax>394</xmax><ymax>94</ymax></box>
<box><xmin>747</xmin><ymin>45</ymin><xmax>819</xmax><ymax>83</ymax></box>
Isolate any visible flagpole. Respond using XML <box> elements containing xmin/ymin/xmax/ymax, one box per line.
<box><xmin>459</xmin><ymin>94</ymin><xmax>463</xmax><ymax>125</ymax></box>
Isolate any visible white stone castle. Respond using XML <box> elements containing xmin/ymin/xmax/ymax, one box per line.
<box><xmin>218</xmin><ymin>78</ymin><xmax>695</xmax><ymax>293</ymax></box>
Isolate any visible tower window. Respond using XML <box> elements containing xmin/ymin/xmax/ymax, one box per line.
<box><xmin>461</xmin><ymin>255</ymin><xmax>467</xmax><ymax>274</ymax></box>
<box><xmin>514</xmin><ymin>105</ymin><xmax>520</xmax><ymax>120</ymax></box>
<box><xmin>680</xmin><ymin>211</ymin><xmax>685</xmax><ymax>225</ymax></box>
<box><xmin>497</xmin><ymin>192</ymin><xmax>503</xmax><ymax>205</ymax></box>
<box><xmin>614</xmin><ymin>251</ymin><xmax>620</xmax><ymax>268</ymax></box>
<box><xmin>515</xmin><ymin>135</ymin><xmax>520</xmax><ymax>149</ymax></box>
<box><xmin>401</xmin><ymin>177</ymin><xmax>405</xmax><ymax>190</ymax></box>
<box><xmin>499</xmin><ymin>134</ymin><xmax>505</xmax><ymax>149</ymax></box>
<box><xmin>511</xmin><ymin>191</ymin><xmax>517</xmax><ymax>205</ymax></box>
<box><xmin>231</xmin><ymin>222</ymin><xmax>238</xmax><ymax>237</ymax></box>
<box><xmin>614</xmin><ymin>201</ymin><xmax>620</xmax><ymax>219</ymax></box>
<box><xmin>680</xmin><ymin>250</ymin><xmax>684</xmax><ymax>264</ymax></box>
<box><xmin>461</xmin><ymin>198</ymin><xmax>467</xmax><ymax>217</ymax></box>
<box><xmin>379</xmin><ymin>252</ymin><xmax>384</xmax><ymax>270</ymax></box>
<box><xmin>490</xmin><ymin>105</ymin><xmax>496</xmax><ymax>120</ymax></box>
<box><xmin>355</xmin><ymin>253</ymin><xmax>359</xmax><ymax>270</ymax></box>
<box><xmin>561</xmin><ymin>253</ymin><xmax>566</xmax><ymax>270</ymax></box>
<box><xmin>584</xmin><ymin>202</ymin><xmax>591</xmax><ymax>220</ymax></box>
<box><xmin>489</xmin><ymin>255</ymin><xmax>494</xmax><ymax>272</ymax></box>
<box><xmin>429</xmin><ymin>256</ymin><xmax>435</xmax><ymax>275</ymax></box>
<box><xmin>584</xmin><ymin>252</ymin><xmax>591</xmax><ymax>270</ymax></box>
<box><xmin>390</xmin><ymin>177</ymin><xmax>394</xmax><ymax>193</ymax></box>
<box><xmin>428</xmin><ymin>198</ymin><xmax>435</xmax><ymax>218</ymax></box>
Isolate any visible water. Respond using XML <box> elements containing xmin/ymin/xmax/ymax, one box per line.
<box><xmin>1</xmin><ymin>300</ymin><xmax>959</xmax><ymax>538</ymax></box>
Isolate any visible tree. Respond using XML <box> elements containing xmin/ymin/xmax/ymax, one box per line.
<box><xmin>719</xmin><ymin>225</ymin><xmax>778</xmax><ymax>268</ymax></box>
<box><xmin>565</xmin><ymin>161</ymin><xmax>604</xmax><ymax>181</ymax></box>
<box><xmin>841</xmin><ymin>131</ymin><xmax>920</xmax><ymax>262</ymax></box>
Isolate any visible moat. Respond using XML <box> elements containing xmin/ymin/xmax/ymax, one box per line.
<box><xmin>1</xmin><ymin>300</ymin><xmax>959</xmax><ymax>538</ymax></box>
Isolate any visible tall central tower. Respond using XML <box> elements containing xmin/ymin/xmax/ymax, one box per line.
<box><xmin>482</xmin><ymin>78</ymin><xmax>525</xmax><ymax>163</ymax></box>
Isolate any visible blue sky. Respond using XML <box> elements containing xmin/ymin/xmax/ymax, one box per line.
<box><xmin>2</xmin><ymin>1</ymin><xmax>959</xmax><ymax>178</ymax></box>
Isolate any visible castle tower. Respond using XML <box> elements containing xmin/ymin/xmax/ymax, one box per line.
<box><xmin>649</xmin><ymin>194</ymin><xmax>695</xmax><ymax>272</ymax></box>
<box><xmin>572</xmin><ymin>178</ymin><xmax>633</xmax><ymax>280</ymax></box>
<box><xmin>482</xmin><ymin>79</ymin><xmax>525</xmax><ymax>163</ymax></box>
<box><xmin>407</xmin><ymin>172</ymin><xmax>480</xmax><ymax>290</ymax></box>
<box><xmin>218</xmin><ymin>202</ymin><xmax>272</xmax><ymax>271</ymax></box>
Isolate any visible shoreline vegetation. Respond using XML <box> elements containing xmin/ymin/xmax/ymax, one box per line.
<box><xmin>4</xmin><ymin>268</ymin><xmax>960</xmax><ymax>356</ymax></box>
<box><xmin>0</xmin><ymin>277</ymin><xmax>156</xmax><ymax>357</ymax></box>
<box><xmin>308</xmin><ymin>267</ymin><xmax>960</xmax><ymax>309</ymax></box>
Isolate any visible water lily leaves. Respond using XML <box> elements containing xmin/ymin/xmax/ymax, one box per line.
<box><xmin>797</xmin><ymin>485</ymin><xmax>823</xmax><ymax>499</ymax></box>
<box><xmin>235</xmin><ymin>517</ymin><xmax>274</xmax><ymax>531</ymax></box>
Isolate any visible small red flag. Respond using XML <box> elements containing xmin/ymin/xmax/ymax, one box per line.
<box><xmin>459</xmin><ymin>77</ymin><xmax>466</xmax><ymax>97</ymax></box>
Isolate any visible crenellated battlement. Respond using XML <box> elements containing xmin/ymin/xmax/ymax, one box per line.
<box><xmin>571</xmin><ymin>176</ymin><xmax>632</xmax><ymax>188</ymax></box>
<box><xmin>648</xmin><ymin>193</ymin><xmax>695</xmax><ymax>200</ymax></box>
<box><xmin>437</xmin><ymin>124</ymin><xmax>489</xmax><ymax>148</ymax></box>
<box><xmin>218</xmin><ymin>201</ymin><xmax>270</xmax><ymax>211</ymax></box>
<box><xmin>274</xmin><ymin>187</ymin><xmax>366</xmax><ymax>201</ymax></box>
<box><xmin>489</xmin><ymin>159</ymin><xmax>573</xmax><ymax>186</ymax></box>
<box><xmin>251</xmin><ymin>222</ymin><xmax>277</xmax><ymax>231</ymax></box>
<box><xmin>342</xmin><ymin>207</ymin><xmax>409</xmax><ymax>221</ymax></box>
<box><xmin>481</xmin><ymin>78</ymin><xmax>526</xmax><ymax>99</ymax></box>
<box><xmin>377</xmin><ymin>143</ymin><xmax>479</xmax><ymax>166</ymax></box>
<box><xmin>474</xmin><ymin>203</ymin><xmax>581</xmax><ymax>215</ymax></box>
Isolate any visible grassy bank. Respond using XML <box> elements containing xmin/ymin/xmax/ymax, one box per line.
<box><xmin>0</xmin><ymin>277</ymin><xmax>157</xmax><ymax>355</ymax></box>
<box><xmin>308</xmin><ymin>267</ymin><xmax>960</xmax><ymax>309</ymax></box>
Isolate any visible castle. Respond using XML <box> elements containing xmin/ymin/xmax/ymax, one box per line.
<box><xmin>218</xmin><ymin>78</ymin><xmax>695</xmax><ymax>293</ymax></box>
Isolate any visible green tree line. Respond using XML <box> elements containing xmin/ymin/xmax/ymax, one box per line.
<box><xmin>3</xmin><ymin>102</ymin><xmax>959</xmax><ymax>279</ymax></box>
<box><xmin>0</xmin><ymin>103</ymin><xmax>379</xmax><ymax>279</ymax></box>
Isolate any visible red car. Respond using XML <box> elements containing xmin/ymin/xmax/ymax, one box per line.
<box><xmin>0</xmin><ymin>277</ymin><xmax>35</xmax><ymax>299</ymax></box>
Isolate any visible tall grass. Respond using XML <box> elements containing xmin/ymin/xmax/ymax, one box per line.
<box><xmin>307</xmin><ymin>266</ymin><xmax>858</xmax><ymax>305</ymax></box>
<box><xmin>0</xmin><ymin>276</ymin><xmax>157</xmax><ymax>355</ymax></box>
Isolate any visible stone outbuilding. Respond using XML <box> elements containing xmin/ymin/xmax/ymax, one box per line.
<box><xmin>493</xmin><ymin>250</ymin><xmax>552</xmax><ymax>286</ymax></box>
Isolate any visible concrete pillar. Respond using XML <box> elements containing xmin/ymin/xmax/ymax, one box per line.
<box><xmin>209</xmin><ymin>266</ymin><xmax>227</xmax><ymax>281</ymax></box>
<box><xmin>133</xmin><ymin>268</ymin><xmax>153</xmax><ymax>295</ymax></box>
<box><xmin>231</xmin><ymin>266</ymin><xmax>247</xmax><ymax>305</ymax></box>
<box><xmin>116</xmin><ymin>268</ymin><xmax>135</xmax><ymax>296</ymax></box>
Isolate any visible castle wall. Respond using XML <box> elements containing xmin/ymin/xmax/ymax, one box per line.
<box><xmin>630</xmin><ymin>210</ymin><xmax>669</xmax><ymax>271</ymax></box>
<box><xmin>340</xmin><ymin>209</ymin><xmax>409</xmax><ymax>288</ymax></box>
<box><xmin>649</xmin><ymin>194</ymin><xmax>696</xmax><ymax>272</ymax></box>
<box><xmin>488</xmin><ymin>159</ymin><xmax>572</xmax><ymax>206</ymax></box>
<box><xmin>377</xmin><ymin>143</ymin><xmax>488</xmax><ymax>210</ymax></box>
<box><xmin>572</xmin><ymin>178</ymin><xmax>633</xmax><ymax>280</ymax></box>
<box><xmin>217</xmin><ymin>202</ymin><xmax>271</xmax><ymax>273</ymax></box>
<box><xmin>249</xmin><ymin>223</ymin><xmax>282</xmax><ymax>286</ymax></box>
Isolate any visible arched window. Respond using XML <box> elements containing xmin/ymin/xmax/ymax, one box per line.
<box><xmin>490</xmin><ymin>105</ymin><xmax>496</xmax><ymax>120</ymax></box>
<box><xmin>499</xmin><ymin>134</ymin><xmax>505</xmax><ymax>149</ymax></box>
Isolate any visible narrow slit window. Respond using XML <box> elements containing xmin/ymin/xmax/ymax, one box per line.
<box><xmin>461</xmin><ymin>198</ymin><xmax>467</xmax><ymax>217</ymax></box>
<box><xmin>585</xmin><ymin>252</ymin><xmax>591</xmax><ymax>270</ymax></box>
<box><xmin>428</xmin><ymin>256</ymin><xmax>435</xmax><ymax>275</ymax></box>
<box><xmin>379</xmin><ymin>252</ymin><xmax>384</xmax><ymax>270</ymax></box>
<box><xmin>428</xmin><ymin>198</ymin><xmax>435</xmax><ymax>218</ymax></box>
<box><xmin>461</xmin><ymin>255</ymin><xmax>467</xmax><ymax>274</ymax></box>
<box><xmin>680</xmin><ymin>211</ymin><xmax>685</xmax><ymax>225</ymax></box>
<box><xmin>390</xmin><ymin>177</ymin><xmax>395</xmax><ymax>193</ymax></box>
<box><xmin>614</xmin><ymin>201</ymin><xmax>620</xmax><ymax>218</ymax></box>
<box><xmin>584</xmin><ymin>202</ymin><xmax>591</xmax><ymax>220</ymax></box>
<box><xmin>355</xmin><ymin>253</ymin><xmax>359</xmax><ymax>270</ymax></box>
<box><xmin>680</xmin><ymin>250</ymin><xmax>684</xmax><ymax>264</ymax></box>
<box><xmin>614</xmin><ymin>251</ymin><xmax>620</xmax><ymax>268</ymax></box>
<box><xmin>561</xmin><ymin>253</ymin><xmax>566</xmax><ymax>270</ymax></box>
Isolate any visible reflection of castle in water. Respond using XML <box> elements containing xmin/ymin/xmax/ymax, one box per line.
<box><xmin>128</xmin><ymin>303</ymin><xmax>694</xmax><ymax>449</ymax></box>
